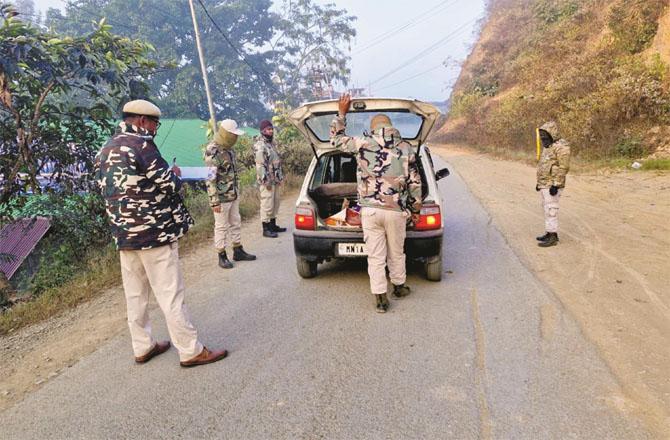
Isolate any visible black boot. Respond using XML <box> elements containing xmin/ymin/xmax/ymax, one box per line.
<box><xmin>218</xmin><ymin>251</ymin><xmax>233</xmax><ymax>269</ymax></box>
<box><xmin>536</xmin><ymin>232</ymin><xmax>551</xmax><ymax>241</ymax></box>
<box><xmin>538</xmin><ymin>232</ymin><xmax>559</xmax><ymax>247</ymax></box>
<box><xmin>270</xmin><ymin>218</ymin><xmax>287</xmax><ymax>233</ymax></box>
<box><xmin>375</xmin><ymin>293</ymin><xmax>390</xmax><ymax>313</ymax></box>
<box><xmin>233</xmin><ymin>245</ymin><xmax>256</xmax><ymax>261</ymax></box>
<box><xmin>262</xmin><ymin>222</ymin><xmax>278</xmax><ymax>238</ymax></box>
<box><xmin>392</xmin><ymin>283</ymin><xmax>411</xmax><ymax>298</ymax></box>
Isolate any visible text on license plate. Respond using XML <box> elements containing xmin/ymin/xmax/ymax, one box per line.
<box><xmin>337</xmin><ymin>243</ymin><xmax>367</xmax><ymax>256</ymax></box>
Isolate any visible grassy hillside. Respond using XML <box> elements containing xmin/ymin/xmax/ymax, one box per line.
<box><xmin>439</xmin><ymin>0</ymin><xmax>670</xmax><ymax>163</ymax></box>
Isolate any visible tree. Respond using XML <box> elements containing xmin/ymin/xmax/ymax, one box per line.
<box><xmin>50</xmin><ymin>0</ymin><xmax>357</xmax><ymax>121</ymax></box>
<box><xmin>52</xmin><ymin>0</ymin><xmax>277</xmax><ymax>123</ymax></box>
<box><xmin>271</xmin><ymin>0</ymin><xmax>357</xmax><ymax>106</ymax></box>
<box><xmin>0</xmin><ymin>3</ymin><xmax>158</xmax><ymax>202</ymax></box>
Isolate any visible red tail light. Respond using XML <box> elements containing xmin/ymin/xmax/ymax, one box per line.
<box><xmin>414</xmin><ymin>205</ymin><xmax>441</xmax><ymax>231</ymax></box>
<box><xmin>295</xmin><ymin>206</ymin><xmax>316</xmax><ymax>230</ymax></box>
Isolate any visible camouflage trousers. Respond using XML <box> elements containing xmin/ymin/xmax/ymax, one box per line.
<box><xmin>361</xmin><ymin>207</ymin><xmax>407</xmax><ymax>294</ymax></box>
<box><xmin>259</xmin><ymin>184</ymin><xmax>280</xmax><ymax>222</ymax></box>
<box><xmin>540</xmin><ymin>188</ymin><xmax>563</xmax><ymax>233</ymax></box>
<box><xmin>214</xmin><ymin>199</ymin><xmax>242</xmax><ymax>252</ymax></box>
<box><xmin>119</xmin><ymin>242</ymin><xmax>203</xmax><ymax>362</ymax></box>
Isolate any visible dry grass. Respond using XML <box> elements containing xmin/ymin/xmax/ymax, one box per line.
<box><xmin>0</xmin><ymin>174</ymin><xmax>303</xmax><ymax>335</ymax></box>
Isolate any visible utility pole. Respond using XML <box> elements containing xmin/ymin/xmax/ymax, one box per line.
<box><xmin>188</xmin><ymin>0</ymin><xmax>216</xmax><ymax>130</ymax></box>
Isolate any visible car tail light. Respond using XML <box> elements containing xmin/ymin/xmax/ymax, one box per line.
<box><xmin>295</xmin><ymin>206</ymin><xmax>316</xmax><ymax>230</ymax></box>
<box><xmin>414</xmin><ymin>204</ymin><xmax>441</xmax><ymax>231</ymax></box>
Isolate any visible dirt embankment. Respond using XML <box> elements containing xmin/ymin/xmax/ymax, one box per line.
<box><xmin>435</xmin><ymin>145</ymin><xmax>670</xmax><ymax>436</ymax></box>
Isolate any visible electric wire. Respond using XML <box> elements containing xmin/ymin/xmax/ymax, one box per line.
<box><xmin>195</xmin><ymin>0</ymin><xmax>279</xmax><ymax>93</ymax></box>
<box><xmin>368</xmin><ymin>18</ymin><xmax>477</xmax><ymax>87</ymax></box>
<box><xmin>353</xmin><ymin>0</ymin><xmax>460</xmax><ymax>55</ymax></box>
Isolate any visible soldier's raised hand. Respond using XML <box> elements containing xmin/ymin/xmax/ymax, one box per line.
<box><xmin>338</xmin><ymin>93</ymin><xmax>352</xmax><ymax>116</ymax></box>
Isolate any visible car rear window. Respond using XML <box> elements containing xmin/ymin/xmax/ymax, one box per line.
<box><xmin>305</xmin><ymin>111</ymin><xmax>423</xmax><ymax>142</ymax></box>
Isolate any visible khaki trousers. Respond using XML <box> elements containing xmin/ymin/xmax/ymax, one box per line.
<box><xmin>213</xmin><ymin>199</ymin><xmax>242</xmax><ymax>252</ymax></box>
<box><xmin>260</xmin><ymin>184</ymin><xmax>280</xmax><ymax>222</ymax></box>
<box><xmin>119</xmin><ymin>242</ymin><xmax>203</xmax><ymax>362</ymax></box>
<box><xmin>540</xmin><ymin>188</ymin><xmax>563</xmax><ymax>233</ymax></box>
<box><xmin>361</xmin><ymin>207</ymin><xmax>408</xmax><ymax>295</ymax></box>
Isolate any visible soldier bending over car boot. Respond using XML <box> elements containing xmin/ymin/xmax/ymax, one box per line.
<box><xmin>330</xmin><ymin>94</ymin><xmax>423</xmax><ymax>313</ymax></box>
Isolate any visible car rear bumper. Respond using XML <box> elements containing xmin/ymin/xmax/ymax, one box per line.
<box><xmin>293</xmin><ymin>228</ymin><xmax>443</xmax><ymax>261</ymax></box>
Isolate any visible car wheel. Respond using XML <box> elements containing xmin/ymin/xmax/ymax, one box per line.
<box><xmin>296</xmin><ymin>257</ymin><xmax>318</xmax><ymax>279</ymax></box>
<box><xmin>425</xmin><ymin>255</ymin><xmax>442</xmax><ymax>282</ymax></box>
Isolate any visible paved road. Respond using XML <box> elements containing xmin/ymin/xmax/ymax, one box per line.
<box><xmin>1</xmin><ymin>158</ymin><xmax>649</xmax><ymax>439</ymax></box>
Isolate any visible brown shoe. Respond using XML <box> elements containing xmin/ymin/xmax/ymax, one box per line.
<box><xmin>135</xmin><ymin>341</ymin><xmax>171</xmax><ymax>364</ymax></box>
<box><xmin>180</xmin><ymin>346</ymin><xmax>228</xmax><ymax>368</ymax></box>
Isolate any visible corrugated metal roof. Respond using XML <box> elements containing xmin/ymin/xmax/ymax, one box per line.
<box><xmin>0</xmin><ymin>217</ymin><xmax>51</xmax><ymax>280</ymax></box>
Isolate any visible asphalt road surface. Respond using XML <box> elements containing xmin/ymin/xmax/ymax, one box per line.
<box><xmin>1</xmin><ymin>158</ymin><xmax>649</xmax><ymax>439</ymax></box>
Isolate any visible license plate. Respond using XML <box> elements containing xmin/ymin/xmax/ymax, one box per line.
<box><xmin>337</xmin><ymin>243</ymin><xmax>367</xmax><ymax>257</ymax></box>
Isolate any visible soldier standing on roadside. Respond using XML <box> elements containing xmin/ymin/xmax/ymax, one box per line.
<box><xmin>330</xmin><ymin>94</ymin><xmax>422</xmax><ymax>313</ymax></box>
<box><xmin>535</xmin><ymin>121</ymin><xmax>571</xmax><ymax>247</ymax></box>
<box><xmin>205</xmin><ymin>120</ymin><xmax>257</xmax><ymax>268</ymax></box>
<box><xmin>254</xmin><ymin>119</ymin><xmax>286</xmax><ymax>238</ymax></box>
<box><xmin>95</xmin><ymin>100</ymin><xmax>227</xmax><ymax>367</ymax></box>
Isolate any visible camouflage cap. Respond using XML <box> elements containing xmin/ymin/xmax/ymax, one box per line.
<box><xmin>370</xmin><ymin>114</ymin><xmax>393</xmax><ymax>131</ymax></box>
<box><xmin>122</xmin><ymin>100</ymin><xmax>161</xmax><ymax>118</ymax></box>
<box><xmin>540</xmin><ymin>121</ymin><xmax>560</xmax><ymax>140</ymax></box>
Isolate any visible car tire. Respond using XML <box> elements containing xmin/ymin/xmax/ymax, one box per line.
<box><xmin>296</xmin><ymin>257</ymin><xmax>318</xmax><ymax>279</ymax></box>
<box><xmin>425</xmin><ymin>255</ymin><xmax>442</xmax><ymax>282</ymax></box>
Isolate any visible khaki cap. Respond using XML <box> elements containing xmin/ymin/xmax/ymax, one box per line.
<box><xmin>122</xmin><ymin>99</ymin><xmax>161</xmax><ymax>118</ymax></box>
<box><xmin>370</xmin><ymin>114</ymin><xmax>393</xmax><ymax>131</ymax></box>
<box><xmin>219</xmin><ymin>119</ymin><xmax>245</xmax><ymax>135</ymax></box>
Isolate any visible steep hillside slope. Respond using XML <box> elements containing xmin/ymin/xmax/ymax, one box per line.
<box><xmin>439</xmin><ymin>0</ymin><xmax>670</xmax><ymax>161</ymax></box>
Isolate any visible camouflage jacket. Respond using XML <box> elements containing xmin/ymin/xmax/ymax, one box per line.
<box><xmin>94</xmin><ymin>122</ymin><xmax>194</xmax><ymax>250</ymax></box>
<box><xmin>204</xmin><ymin>141</ymin><xmax>238</xmax><ymax>206</ymax></box>
<box><xmin>537</xmin><ymin>139</ymin><xmax>571</xmax><ymax>188</ymax></box>
<box><xmin>254</xmin><ymin>136</ymin><xmax>284</xmax><ymax>186</ymax></box>
<box><xmin>330</xmin><ymin>115</ymin><xmax>422</xmax><ymax>214</ymax></box>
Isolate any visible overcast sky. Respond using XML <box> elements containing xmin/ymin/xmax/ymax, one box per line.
<box><xmin>31</xmin><ymin>0</ymin><xmax>485</xmax><ymax>102</ymax></box>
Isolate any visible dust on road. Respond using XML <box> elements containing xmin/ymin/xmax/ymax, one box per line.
<box><xmin>434</xmin><ymin>144</ymin><xmax>670</xmax><ymax>435</ymax></box>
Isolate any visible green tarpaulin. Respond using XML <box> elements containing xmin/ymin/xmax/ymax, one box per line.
<box><xmin>153</xmin><ymin>119</ymin><xmax>259</xmax><ymax>167</ymax></box>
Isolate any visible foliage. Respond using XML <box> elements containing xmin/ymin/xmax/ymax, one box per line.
<box><xmin>443</xmin><ymin>0</ymin><xmax>670</xmax><ymax>161</ymax></box>
<box><xmin>50</xmin><ymin>0</ymin><xmax>357</xmax><ymax>121</ymax></box>
<box><xmin>641</xmin><ymin>158</ymin><xmax>670</xmax><ymax>170</ymax></box>
<box><xmin>270</xmin><ymin>0</ymin><xmax>357</xmax><ymax>106</ymax></box>
<box><xmin>533</xmin><ymin>0</ymin><xmax>579</xmax><ymax>24</ymax></box>
<box><xmin>0</xmin><ymin>192</ymin><xmax>110</xmax><ymax>294</ymax></box>
<box><xmin>614</xmin><ymin>136</ymin><xmax>645</xmax><ymax>158</ymax></box>
<box><xmin>49</xmin><ymin>0</ymin><xmax>275</xmax><ymax>123</ymax></box>
<box><xmin>0</xmin><ymin>3</ymin><xmax>158</xmax><ymax>202</ymax></box>
<box><xmin>608</xmin><ymin>0</ymin><xmax>666</xmax><ymax>54</ymax></box>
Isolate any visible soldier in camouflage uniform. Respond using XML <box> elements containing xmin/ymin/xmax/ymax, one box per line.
<box><xmin>535</xmin><ymin>121</ymin><xmax>571</xmax><ymax>247</ymax></box>
<box><xmin>205</xmin><ymin>119</ymin><xmax>256</xmax><ymax>268</ymax></box>
<box><xmin>330</xmin><ymin>94</ymin><xmax>423</xmax><ymax>313</ymax></box>
<box><xmin>95</xmin><ymin>100</ymin><xmax>227</xmax><ymax>368</ymax></box>
<box><xmin>254</xmin><ymin>119</ymin><xmax>286</xmax><ymax>238</ymax></box>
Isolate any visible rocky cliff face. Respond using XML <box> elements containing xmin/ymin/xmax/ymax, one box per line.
<box><xmin>439</xmin><ymin>0</ymin><xmax>670</xmax><ymax>161</ymax></box>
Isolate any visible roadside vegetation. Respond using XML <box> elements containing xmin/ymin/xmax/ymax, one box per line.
<box><xmin>0</xmin><ymin>0</ymin><xmax>329</xmax><ymax>332</ymax></box>
<box><xmin>439</xmin><ymin>0</ymin><xmax>670</xmax><ymax>165</ymax></box>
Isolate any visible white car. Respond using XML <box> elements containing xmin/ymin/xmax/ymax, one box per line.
<box><xmin>287</xmin><ymin>98</ymin><xmax>449</xmax><ymax>281</ymax></box>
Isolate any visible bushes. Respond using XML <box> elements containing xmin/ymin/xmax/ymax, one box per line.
<box><xmin>609</xmin><ymin>0</ymin><xmax>666</xmax><ymax>54</ymax></box>
<box><xmin>0</xmin><ymin>193</ymin><xmax>111</xmax><ymax>294</ymax></box>
<box><xmin>444</xmin><ymin>0</ymin><xmax>670</xmax><ymax>162</ymax></box>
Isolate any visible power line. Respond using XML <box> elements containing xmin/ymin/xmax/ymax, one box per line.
<box><xmin>195</xmin><ymin>0</ymin><xmax>278</xmax><ymax>93</ymax></box>
<box><xmin>353</xmin><ymin>0</ymin><xmax>460</xmax><ymax>55</ymax></box>
<box><xmin>375</xmin><ymin>63</ymin><xmax>447</xmax><ymax>92</ymax></box>
<box><xmin>368</xmin><ymin>18</ymin><xmax>476</xmax><ymax>87</ymax></box>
